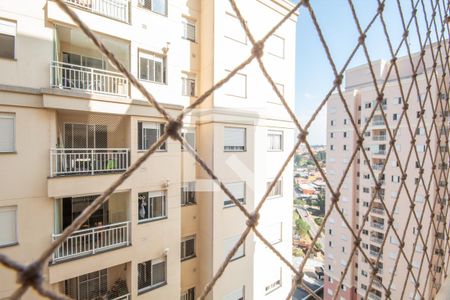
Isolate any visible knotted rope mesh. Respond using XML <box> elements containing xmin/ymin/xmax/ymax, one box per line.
<box><xmin>0</xmin><ymin>0</ymin><xmax>449</xmax><ymax>299</ymax></box>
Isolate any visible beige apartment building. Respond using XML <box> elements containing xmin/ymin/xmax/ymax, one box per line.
<box><xmin>0</xmin><ymin>0</ymin><xmax>297</xmax><ymax>299</ymax></box>
<box><xmin>325</xmin><ymin>46</ymin><xmax>448</xmax><ymax>300</ymax></box>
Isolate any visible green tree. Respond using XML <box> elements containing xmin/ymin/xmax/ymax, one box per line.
<box><xmin>295</xmin><ymin>219</ymin><xmax>311</xmax><ymax>238</ymax></box>
<box><xmin>316</xmin><ymin>193</ymin><xmax>325</xmax><ymax>214</ymax></box>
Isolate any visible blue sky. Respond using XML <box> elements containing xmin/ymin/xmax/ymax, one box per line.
<box><xmin>294</xmin><ymin>0</ymin><xmax>437</xmax><ymax>145</ymax></box>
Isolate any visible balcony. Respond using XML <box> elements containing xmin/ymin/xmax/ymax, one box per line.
<box><xmin>52</xmin><ymin>192</ymin><xmax>130</xmax><ymax>263</ymax></box>
<box><xmin>371</xmin><ymin>222</ymin><xmax>384</xmax><ymax>230</ymax></box>
<box><xmin>370</xmin><ymin>236</ymin><xmax>383</xmax><ymax>244</ymax></box>
<box><xmin>52</xmin><ymin>221</ymin><xmax>130</xmax><ymax>262</ymax></box>
<box><xmin>64</xmin><ymin>0</ymin><xmax>130</xmax><ymax>23</ymax></box>
<box><xmin>61</xmin><ymin>263</ymin><xmax>131</xmax><ymax>299</ymax></box>
<box><xmin>50</xmin><ymin>148</ymin><xmax>130</xmax><ymax>177</ymax></box>
<box><xmin>50</xmin><ymin>112</ymin><xmax>130</xmax><ymax>178</ymax></box>
<box><xmin>372</xmin><ymin>164</ymin><xmax>385</xmax><ymax>171</ymax></box>
<box><xmin>371</xmin><ymin>207</ymin><xmax>385</xmax><ymax>215</ymax></box>
<box><xmin>370</xmin><ymin>250</ymin><xmax>383</xmax><ymax>258</ymax></box>
<box><xmin>51</xmin><ymin>25</ymin><xmax>130</xmax><ymax>98</ymax></box>
<box><xmin>368</xmin><ymin>292</ymin><xmax>382</xmax><ymax>300</ymax></box>
<box><xmin>372</xmin><ymin>135</ymin><xmax>387</xmax><ymax>141</ymax></box>
<box><xmin>51</xmin><ymin>61</ymin><xmax>128</xmax><ymax>97</ymax></box>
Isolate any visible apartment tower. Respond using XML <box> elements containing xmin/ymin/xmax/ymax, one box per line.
<box><xmin>325</xmin><ymin>46</ymin><xmax>448</xmax><ymax>300</ymax></box>
<box><xmin>0</xmin><ymin>0</ymin><xmax>297</xmax><ymax>299</ymax></box>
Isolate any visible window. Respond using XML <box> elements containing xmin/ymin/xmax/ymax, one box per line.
<box><xmin>224</xmin><ymin>127</ymin><xmax>246</xmax><ymax>151</ymax></box>
<box><xmin>182</xmin><ymin>18</ymin><xmax>196</xmax><ymax>42</ymax></box>
<box><xmin>0</xmin><ymin>113</ymin><xmax>15</xmax><ymax>152</ymax></box>
<box><xmin>224</xmin><ymin>235</ymin><xmax>245</xmax><ymax>260</ymax></box>
<box><xmin>223</xmin><ymin>286</ymin><xmax>245</xmax><ymax>300</ymax></box>
<box><xmin>330</xmin><ymin>145</ymin><xmax>334</xmax><ymax>151</ymax></box>
<box><xmin>393</xmin><ymin>113</ymin><xmax>398</xmax><ymax>121</ymax></box>
<box><xmin>224</xmin><ymin>71</ymin><xmax>247</xmax><ymax>98</ymax></box>
<box><xmin>138</xmin><ymin>191</ymin><xmax>167</xmax><ymax>222</ymax></box>
<box><xmin>181</xmin><ymin>235</ymin><xmax>196</xmax><ymax>260</ymax></box>
<box><xmin>181</xmin><ymin>182</ymin><xmax>196</xmax><ymax>206</ymax></box>
<box><xmin>64</xmin><ymin>269</ymin><xmax>107</xmax><ymax>300</ymax></box>
<box><xmin>265</xmin><ymin>268</ymin><xmax>282</xmax><ymax>294</ymax></box>
<box><xmin>0</xmin><ymin>19</ymin><xmax>16</xmax><ymax>59</ymax></box>
<box><xmin>181</xmin><ymin>127</ymin><xmax>196</xmax><ymax>150</ymax></box>
<box><xmin>262</xmin><ymin>222</ymin><xmax>282</xmax><ymax>244</ymax></box>
<box><xmin>138</xmin><ymin>121</ymin><xmax>166</xmax><ymax>151</ymax></box>
<box><xmin>139</xmin><ymin>52</ymin><xmax>166</xmax><ymax>84</ymax></box>
<box><xmin>330</xmin><ymin>120</ymin><xmax>334</xmax><ymax>126</ymax></box>
<box><xmin>138</xmin><ymin>257</ymin><xmax>167</xmax><ymax>293</ymax></box>
<box><xmin>267</xmin><ymin>130</ymin><xmax>283</xmax><ymax>151</ymax></box>
<box><xmin>343</xmin><ymin>145</ymin><xmax>347</xmax><ymax>151</ymax></box>
<box><xmin>224</xmin><ymin>13</ymin><xmax>246</xmax><ymax>44</ymax></box>
<box><xmin>182</xmin><ymin>74</ymin><xmax>196</xmax><ymax>96</ymax></box>
<box><xmin>0</xmin><ymin>206</ymin><xmax>17</xmax><ymax>246</ymax></box>
<box><xmin>224</xmin><ymin>181</ymin><xmax>245</xmax><ymax>207</ymax></box>
<box><xmin>330</xmin><ymin>132</ymin><xmax>334</xmax><ymax>138</ymax></box>
<box><xmin>344</xmin><ymin>119</ymin><xmax>347</xmax><ymax>125</ymax></box>
<box><xmin>267</xmin><ymin>179</ymin><xmax>282</xmax><ymax>197</ymax></box>
<box><xmin>365</xmin><ymin>102</ymin><xmax>372</xmax><ymax>109</ymax></box>
<box><xmin>139</xmin><ymin>0</ymin><xmax>167</xmax><ymax>16</ymax></box>
<box><xmin>181</xmin><ymin>287</ymin><xmax>195</xmax><ymax>300</ymax></box>
<box><xmin>266</xmin><ymin>34</ymin><xmax>284</xmax><ymax>58</ymax></box>
<box><xmin>395</xmin><ymin>97</ymin><xmax>402</xmax><ymax>104</ymax></box>
<box><xmin>343</xmin><ymin>132</ymin><xmax>347</xmax><ymax>138</ymax></box>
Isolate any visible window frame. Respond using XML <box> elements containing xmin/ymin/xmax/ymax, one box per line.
<box><xmin>182</xmin><ymin>18</ymin><xmax>196</xmax><ymax>42</ymax></box>
<box><xmin>138</xmin><ymin>191</ymin><xmax>167</xmax><ymax>223</ymax></box>
<box><xmin>223</xmin><ymin>181</ymin><xmax>246</xmax><ymax>208</ymax></box>
<box><xmin>181</xmin><ymin>127</ymin><xmax>196</xmax><ymax>151</ymax></box>
<box><xmin>138</xmin><ymin>0</ymin><xmax>168</xmax><ymax>16</ymax></box>
<box><xmin>138</xmin><ymin>51</ymin><xmax>167</xmax><ymax>84</ymax></box>
<box><xmin>0</xmin><ymin>18</ymin><xmax>16</xmax><ymax>60</ymax></box>
<box><xmin>224</xmin><ymin>12</ymin><xmax>247</xmax><ymax>44</ymax></box>
<box><xmin>264</xmin><ymin>268</ymin><xmax>282</xmax><ymax>295</ymax></box>
<box><xmin>224</xmin><ymin>71</ymin><xmax>247</xmax><ymax>98</ymax></box>
<box><xmin>180</xmin><ymin>235</ymin><xmax>196</xmax><ymax>261</ymax></box>
<box><xmin>266</xmin><ymin>34</ymin><xmax>285</xmax><ymax>59</ymax></box>
<box><xmin>0</xmin><ymin>112</ymin><xmax>16</xmax><ymax>153</ymax></box>
<box><xmin>224</xmin><ymin>127</ymin><xmax>246</xmax><ymax>152</ymax></box>
<box><xmin>267</xmin><ymin>130</ymin><xmax>283</xmax><ymax>151</ymax></box>
<box><xmin>267</xmin><ymin>179</ymin><xmax>283</xmax><ymax>198</ymax></box>
<box><xmin>137</xmin><ymin>257</ymin><xmax>167</xmax><ymax>294</ymax></box>
<box><xmin>138</xmin><ymin>121</ymin><xmax>167</xmax><ymax>151</ymax></box>
<box><xmin>224</xmin><ymin>235</ymin><xmax>245</xmax><ymax>261</ymax></box>
<box><xmin>0</xmin><ymin>206</ymin><xmax>18</xmax><ymax>247</ymax></box>
<box><xmin>181</xmin><ymin>73</ymin><xmax>196</xmax><ymax>97</ymax></box>
<box><xmin>181</xmin><ymin>181</ymin><xmax>196</xmax><ymax>206</ymax></box>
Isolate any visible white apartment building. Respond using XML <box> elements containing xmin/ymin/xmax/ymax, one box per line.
<box><xmin>325</xmin><ymin>46</ymin><xmax>448</xmax><ymax>300</ymax></box>
<box><xmin>0</xmin><ymin>0</ymin><xmax>297</xmax><ymax>299</ymax></box>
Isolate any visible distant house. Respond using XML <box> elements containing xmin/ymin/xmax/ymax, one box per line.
<box><xmin>299</xmin><ymin>183</ymin><xmax>317</xmax><ymax>195</ymax></box>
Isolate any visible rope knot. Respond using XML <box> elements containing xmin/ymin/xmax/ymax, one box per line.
<box><xmin>165</xmin><ymin>119</ymin><xmax>183</xmax><ymax>140</ymax></box>
<box><xmin>297</xmin><ymin>131</ymin><xmax>308</xmax><ymax>142</ymax></box>
<box><xmin>358</xmin><ymin>34</ymin><xmax>366</xmax><ymax>45</ymax></box>
<box><xmin>377</xmin><ymin>2</ymin><xmax>385</xmax><ymax>13</ymax></box>
<box><xmin>333</xmin><ymin>75</ymin><xmax>343</xmax><ymax>86</ymax></box>
<box><xmin>390</xmin><ymin>56</ymin><xmax>397</xmax><ymax>64</ymax></box>
<box><xmin>331</xmin><ymin>192</ymin><xmax>340</xmax><ymax>203</ymax></box>
<box><xmin>18</xmin><ymin>262</ymin><xmax>43</xmax><ymax>287</ymax></box>
<box><xmin>252</xmin><ymin>41</ymin><xmax>264</xmax><ymax>58</ymax></box>
<box><xmin>246</xmin><ymin>212</ymin><xmax>259</xmax><ymax>227</ymax></box>
<box><xmin>403</xmin><ymin>103</ymin><xmax>409</xmax><ymax>111</ymax></box>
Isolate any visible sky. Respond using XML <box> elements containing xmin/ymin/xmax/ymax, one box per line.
<box><xmin>294</xmin><ymin>0</ymin><xmax>438</xmax><ymax>145</ymax></box>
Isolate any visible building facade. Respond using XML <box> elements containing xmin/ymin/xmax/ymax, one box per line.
<box><xmin>0</xmin><ymin>0</ymin><xmax>297</xmax><ymax>299</ymax></box>
<box><xmin>325</xmin><ymin>47</ymin><xmax>448</xmax><ymax>300</ymax></box>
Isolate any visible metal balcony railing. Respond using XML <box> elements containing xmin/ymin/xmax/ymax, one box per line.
<box><xmin>64</xmin><ymin>0</ymin><xmax>129</xmax><ymax>22</ymax></box>
<box><xmin>370</xmin><ymin>250</ymin><xmax>383</xmax><ymax>259</ymax></box>
<box><xmin>52</xmin><ymin>221</ymin><xmax>130</xmax><ymax>262</ymax></box>
<box><xmin>372</xmin><ymin>135</ymin><xmax>387</xmax><ymax>141</ymax></box>
<box><xmin>370</xmin><ymin>236</ymin><xmax>383</xmax><ymax>244</ymax></box>
<box><xmin>371</xmin><ymin>207</ymin><xmax>385</xmax><ymax>215</ymax></box>
<box><xmin>50</xmin><ymin>61</ymin><xmax>129</xmax><ymax>97</ymax></box>
<box><xmin>371</xmin><ymin>222</ymin><xmax>384</xmax><ymax>230</ymax></box>
<box><xmin>372</xmin><ymin>164</ymin><xmax>385</xmax><ymax>171</ymax></box>
<box><xmin>372</xmin><ymin>120</ymin><xmax>385</xmax><ymax>126</ymax></box>
<box><xmin>111</xmin><ymin>294</ymin><xmax>131</xmax><ymax>300</ymax></box>
<box><xmin>368</xmin><ymin>292</ymin><xmax>382</xmax><ymax>300</ymax></box>
<box><xmin>50</xmin><ymin>148</ymin><xmax>130</xmax><ymax>177</ymax></box>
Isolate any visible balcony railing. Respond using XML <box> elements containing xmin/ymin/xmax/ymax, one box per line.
<box><xmin>111</xmin><ymin>294</ymin><xmax>131</xmax><ymax>300</ymax></box>
<box><xmin>372</xmin><ymin>120</ymin><xmax>385</xmax><ymax>126</ymax></box>
<box><xmin>372</xmin><ymin>135</ymin><xmax>387</xmax><ymax>141</ymax></box>
<box><xmin>370</xmin><ymin>236</ymin><xmax>383</xmax><ymax>244</ymax></box>
<box><xmin>50</xmin><ymin>61</ymin><xmax>129</xmax><ymax>97</ymax></box>
<box><xmin>371</xmin><ymin>222</ymin><xmax>384</xmax><ymax>230</ymax></box>
<box><xmin>370</xmin><ymin>250</ymin><xmax>383</xmax><ymax>258</ymax></box>
<box><xmin>368</xmin><ymin>292</ymin><xmax>382</xmax><ymax>300</ymax></box>
<box><xmin>371</xmin><ymin>207</ymin><xmax>385</xmax><ymax>215</ymax></box>
<box><xmin>50</xmin><ymin>148</ymin><xmax>130</xmax><ymax>177</ymax></box>
<box><xmin>372</xmin><ymin>150</ymin><xmax>386</xmax><ymax>155</ymax></box>
<box><xmin>64</xmin><ymin>0</ymin><xmax>129</xmax><ymax>23</ymax></box>
<box><xmin>52</xmin><ymin>221</ymin><xmax>130</xmax><ymax>262</ymax></box>
<box><xmin>372</xmin><ymin>164</ymin><xmax>385</xmax><ymax>171</ymax></box>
